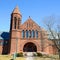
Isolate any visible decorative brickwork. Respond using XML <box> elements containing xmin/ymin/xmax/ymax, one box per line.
<box><xmin>0</xmin><ymin>6</ymin><xmax>58</xmax><ymax>55</ymax></box>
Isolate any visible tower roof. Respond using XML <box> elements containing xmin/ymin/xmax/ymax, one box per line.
<box><xmin>12</xmin><ymin>6</ymin><xmax>21</xmax><ymax>14</ymax></box>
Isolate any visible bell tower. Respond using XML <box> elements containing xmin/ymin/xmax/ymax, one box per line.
<box><xmin>10</xmin><ymin>6</ymin><xmax>22</xmax><ymax>54</ymax></box>
<box><xmin>10</xmin><ymin>6</ymin><xmax>22</xmax><ymax>30</ymax></box>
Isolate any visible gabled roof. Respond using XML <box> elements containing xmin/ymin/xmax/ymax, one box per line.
<box><xmin>0</xmin><ymin>31</ymin><xmax>10</xmax><ymax>40</ymax></box>
<box><xmin>21</xmin><ymin>16</ymin><xmax>41</xmax><ymax>30</ymax></box>
<box><xmin>23</xmin><ymin>16</ymin><xmax>35</xmax><ymax>24</ymax></box>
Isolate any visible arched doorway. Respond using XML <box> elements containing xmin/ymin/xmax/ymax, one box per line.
<box><xmin>23</xmin><ymin>42</ymin><xmax>37</xmax><ymax>52</ymax></box>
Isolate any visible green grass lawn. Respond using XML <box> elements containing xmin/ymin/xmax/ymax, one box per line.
<box><xmin>0</xmin><ymin>55</ymin><xmax>59</xmax><ymax>60</ymax></box>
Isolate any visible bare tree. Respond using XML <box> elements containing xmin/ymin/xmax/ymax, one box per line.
<box><xmin>43</xmin><ymin>16</ymin><xmax>60</xmax><ymax>60</ymax></box>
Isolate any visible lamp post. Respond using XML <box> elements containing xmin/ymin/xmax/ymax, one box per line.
<box><xmin>16</xmin><ymin>30</ymin><xmax>18</xmax><ymax>57</ymax></box>
<box><xmin>16</xmin><ymin>37</ymin><xmax>18</xmax><ymax>55</ymax></box>
<box><xmin>13</xmin><ymin>30</ymin><xmax>18</xmax><ymax>60</ymax></box>
<box><xmin>40</xmin><ymin>30</ymin><xmax>44</xmax><ymax>52</ymax></box>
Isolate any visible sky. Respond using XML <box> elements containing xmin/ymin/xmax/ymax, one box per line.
<box><xmin>0</xmin><ymin>0</ymin><xmax>60</xmax><ymax>32</ymax></box>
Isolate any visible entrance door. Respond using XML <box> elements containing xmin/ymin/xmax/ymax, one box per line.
<box><xmin>23</xmin><ymin>42</ymin><xmax>37</xmax><ymax>52</ymax></box>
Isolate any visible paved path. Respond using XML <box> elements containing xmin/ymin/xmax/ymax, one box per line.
<box><xmin>25</xmin><ymin>52</ymin><xmax>34</xmax><ymax>60</ymax></box>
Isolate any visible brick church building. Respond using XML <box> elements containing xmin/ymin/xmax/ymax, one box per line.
<box><xmin>0</xmin><ymin>6</ymin><xmax>58</xmax><ymax>54</ymax></box>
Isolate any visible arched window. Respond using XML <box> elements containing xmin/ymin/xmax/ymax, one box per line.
<box><xmin>36</xmin><ymin>30</ymin><xmax>38</xmax><ymax>38</ymax></box>
<box><xmin>27</xmin><ymin>23</ymin><xmax>28</xmax><ymax>28</ymax></box>
<box><xmin>18</xmin><ymin>18</ymin><xmax>20</xmax><ymax>29</ymax></box>
<box><xmin>29</xmin><ymin>30</ymin><xmax>31</xmax><ymax>38</ymax></box>
<box><xmin>26</xmin><ymin>30</ymin><xmax>28</xmax><ymax>38</ymax></box>
<box><xmin>22</xmin><ymin>30</ymin><xmax>25</xmax><ymax>38</ymax></box>
<box><xmin>14</xmin><ymin>17</ymin><xmax>17</xmax><ymax>29</ymax></box>
<box><xmin>32</xmin><ymin>30</ymin><xmax>35</xmax><ymax>38</ymax></box>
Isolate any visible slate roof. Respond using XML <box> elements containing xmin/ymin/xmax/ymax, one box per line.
<box><xmin>0</xmin><ymin>31</ymin><xmax>10</xmax><ymax>40</ymax></box>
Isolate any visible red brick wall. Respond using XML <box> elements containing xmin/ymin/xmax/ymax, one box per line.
<box><xmin>9</xmin><ymin>7</ymin><xmax>58</xmax><ymax>55</ymax></box>
<box><xmin>0</xmin><ymin>40</ymin><xmax>3</xmax><ymax>54</ymax></box>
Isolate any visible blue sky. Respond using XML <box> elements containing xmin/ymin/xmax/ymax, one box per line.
<box><xmin>0</xmin><ymin>0</ymin><xmax>60</xmax><ymax>31</ymax></box>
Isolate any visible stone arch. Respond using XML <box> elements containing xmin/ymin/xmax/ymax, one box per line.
<box><xmin>23</xmin><ymin>42</ymin><xmax>37</xmax><ymax>52</ymax></box>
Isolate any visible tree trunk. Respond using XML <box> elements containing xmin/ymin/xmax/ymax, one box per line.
<box><xmin>58</xmin><ymin>49</ymin><xmax>60</xmax><ymax>60</ymax></box>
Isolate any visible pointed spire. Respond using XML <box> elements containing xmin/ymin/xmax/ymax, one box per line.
<box><xmin>28</xmin><ymin>16</ymin><xmax>31</xmax><ymax>19</ymax></box>
<box><xmin>28</xmin><ymin>16</ymin><xmax>32</xmax><ymax>20</ymax></box>
<box><xmin>29</xmin><ymin>16</ymin><xmax>30</xmax><ymax>18</ymax></box>
<box><xmin>12</xmin><ymin>6</ymin><xmax>21</xmax><ymax>14</ymax></box>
